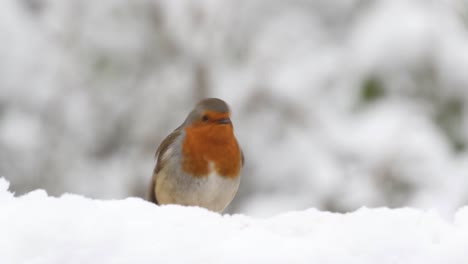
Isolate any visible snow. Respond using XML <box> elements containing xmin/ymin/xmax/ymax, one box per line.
<box><xmin>0</xmin><ymin>178</ymin><xmax>467</xmax><ymax>264</ymax></box>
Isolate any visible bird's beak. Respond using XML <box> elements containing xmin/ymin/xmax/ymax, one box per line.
<box><xmin>217</xmin><ymin>118</ymin><xmax>231</xmax><ymax>124</ymax></box>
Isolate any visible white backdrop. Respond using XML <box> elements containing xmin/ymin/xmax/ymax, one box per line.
<box><xmin>1</xmin><ymin>0</ymin><xmax>468</xmax><ymax>216</ymax></box>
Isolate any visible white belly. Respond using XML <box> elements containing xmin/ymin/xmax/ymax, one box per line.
<box><xmin>155</xmin><ymin>169</ymin><xmax>240</xmax><ymax>212</ymax></box>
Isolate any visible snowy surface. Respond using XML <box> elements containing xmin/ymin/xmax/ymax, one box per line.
<box><xmin>1</xmin><ymin>178</ymin><xmax>468</xmax><ymax>264</ymax></box>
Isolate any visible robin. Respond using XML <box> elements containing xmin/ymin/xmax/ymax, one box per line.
<box><xmin>148</xmin><ymin>98</ymin><xmax>244</xmax><ymax>212</ymax></box>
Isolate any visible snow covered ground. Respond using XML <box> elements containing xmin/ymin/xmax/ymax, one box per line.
<box><xmin>1</xmin><ymin>178</ymin><xmax>467</xmax><ymax>264</ymax></box>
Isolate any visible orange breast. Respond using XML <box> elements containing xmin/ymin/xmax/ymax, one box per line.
<box><xmin>182</xmin><ymin>123</ymin><xmax>242</xmax><ymax>178</ymax></box>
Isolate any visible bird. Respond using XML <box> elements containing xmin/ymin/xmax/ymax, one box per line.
<box><xmin>148</xmin><ymin>98</ymin><xmax>244</xmax><ymax>212</ymax></box>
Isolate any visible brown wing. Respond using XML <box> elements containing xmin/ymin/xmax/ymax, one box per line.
<box><xmin>241</xmin><ymin>148</ymin><xmax>245</xmax><ymax>167</ymax></box>
<box><xmin>147</xmin><ymin>127</ymin><xmax>183</xmax><ymax>204</ymax></box>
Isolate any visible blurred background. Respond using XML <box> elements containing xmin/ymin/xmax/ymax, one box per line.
<box><xmin>1</xmin><ymin>0</ymin><xmax>468</xmax><ymax>217</ymax></box>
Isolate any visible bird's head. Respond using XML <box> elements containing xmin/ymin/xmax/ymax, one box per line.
<box><xmin>184</xmin><ymin>98</ymin><xmax>232</xmax><ymax>129</ymax></box>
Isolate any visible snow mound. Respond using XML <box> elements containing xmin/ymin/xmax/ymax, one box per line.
<box><xmin>0</xmin><ymin>178</ymin><xmax>467</xmax><ymax>264</ymax></box>
<box><xmin>0</xmin><ymin>177</ymin><xmax>13</xmax><ymax>201</ymax></box>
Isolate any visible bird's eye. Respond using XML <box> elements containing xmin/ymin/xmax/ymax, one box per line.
<box><xmin>202</xmin><ymin>115</ymin><xmax>209</xmax><ymax>121</ymax></box>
